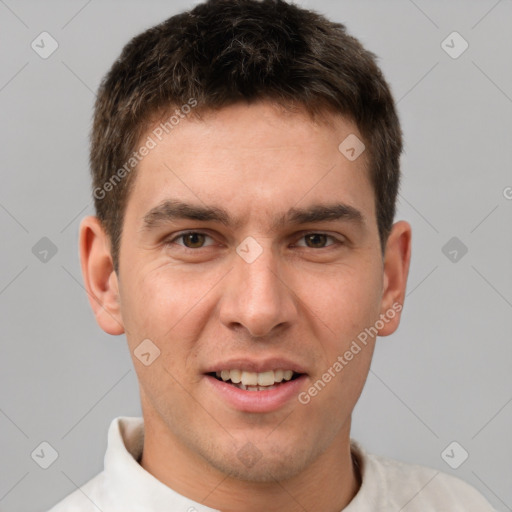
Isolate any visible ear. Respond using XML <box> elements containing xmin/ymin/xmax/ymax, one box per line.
<box><xmin>79</xmin><ymin>216</ymin><xmax>125</xmax><ymax>335</ymax></box>
<box><xmin>377</xmin><ymin>220</ymin><xmax>412</xmax><ymax>336</ymax></box>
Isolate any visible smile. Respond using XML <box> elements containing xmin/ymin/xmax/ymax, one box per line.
<box><xmin>205</xmin><ymin>370</ymin><xmax>308</xmax><ymax>413</ymax></box>
<box><xmin>210</xmin><ymin>369</ymin><xmax>301</xmax><ymax>391</ymax></box>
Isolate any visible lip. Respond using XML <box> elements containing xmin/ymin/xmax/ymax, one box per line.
<box><xmin>203</xmin><ymin>357</ymin><xmax>308</xmax><ymax>374</ymax></box>
<box><xmin>204</xmin><ymin>373</ymin><xmax>308</xmax><ymax>413</ymax></box>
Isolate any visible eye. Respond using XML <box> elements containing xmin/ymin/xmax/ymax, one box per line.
<box><xmin>166</xmin><ymin>231</ymin><xmax>215</xmax><ymax>249</ymax></box>
<box><xmin>295</xmin><ymin>233</ymin><xmax>341</xmax><ymax>249</ymax></box>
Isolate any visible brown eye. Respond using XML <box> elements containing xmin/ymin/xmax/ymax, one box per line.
<box><xmin>182</xmin><ymin>232</ymin><xmax>207</xmax><ymax>248</ymax></box>
<box><xmin>304</xmin><ymin>233</ymin><xmax>329</xmax><ymax>248</ymax></box>
<box><xmin>167</xmin><ymin>231</ymin><xmax>215</xmax><ymax>249</ymax></box>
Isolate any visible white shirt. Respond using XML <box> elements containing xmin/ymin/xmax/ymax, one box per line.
<box><xmin>48</xmin><ymin>416</ymin><xmax>495</xmax><ymax>511</ymax></box>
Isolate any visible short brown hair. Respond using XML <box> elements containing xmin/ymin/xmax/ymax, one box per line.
<box><xmin>90</xmin><ymin>0</ymin><xmax>402</xmax><ymax>273</ymax></box>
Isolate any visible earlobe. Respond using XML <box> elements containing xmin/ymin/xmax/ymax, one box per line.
<box><xmin>377</xmin><ymin>220</ymin><xmax>412</xmax><ymax>337</ymax></box>
<box><xmin>79</xmin><ymin>216</ymin><xmax>125</xmax><ymax>335</ymax></box>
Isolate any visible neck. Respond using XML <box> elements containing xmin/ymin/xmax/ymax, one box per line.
<box><xmin>139</xmin><ymin>413</ymin><xmax>360</xmax><ymax>512</ymax></box>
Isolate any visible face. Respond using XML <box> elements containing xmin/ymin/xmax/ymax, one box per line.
<box><xmin>82</xmin><ymin>101</ymin><xmax>410</xmax><ymax>483</ymax></box>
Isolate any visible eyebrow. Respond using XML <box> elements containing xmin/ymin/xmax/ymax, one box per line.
<box><xmin>140</xmin><ymin>199</ymin><xmax>365</xmax><ymax>233</ymax></box>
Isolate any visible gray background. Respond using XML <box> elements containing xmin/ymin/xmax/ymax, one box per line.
<box><xmin>0</xmin><ymin>0</ymin><xmax>511</xmax><ymax>510</ymax></box>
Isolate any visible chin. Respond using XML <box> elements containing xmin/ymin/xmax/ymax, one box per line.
<box><xmin>202</xmin><ymin>437</ymin><xmax>318</xmax><ymax>483</ymax></box>
<box><xmin>213</xmin><ymin>454</ymin><xmax>308</xmax><ymax>483</ymax></box>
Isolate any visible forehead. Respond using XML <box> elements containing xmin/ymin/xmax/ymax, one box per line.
<box><xmin>125</xmin><ymin>102</ymin><xmax>375</xmax><ymax>229</ymax></box>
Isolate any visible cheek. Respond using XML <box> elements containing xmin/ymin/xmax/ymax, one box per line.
<box><xmin>120</xmin><ymin>265</ymin><xmax>224</xmax><ymax>372</ymax></box>
<box><xmin>122</xmin><ymin>265</ymin><xmax>209</xmax><ymax>333</ymax></box>
<box><xmin>294</xmin><ymin>261</ymin><xmax>381</xmax><ymax>406</ymax></box>
<box><xmin>120</xmin><ymin>268</ymin><xmax>214</xmax><ymax>404</ymax></box>
<box><xmin>296</xmin><ymin>261</ymin><xmax>383</xmax><ymax>342</ymax></box>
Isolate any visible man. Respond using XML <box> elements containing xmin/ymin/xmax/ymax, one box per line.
<box><xmin>49</xmin><ymin>0</ymin><xmax>495</xmax><ymax>510</ymax></box>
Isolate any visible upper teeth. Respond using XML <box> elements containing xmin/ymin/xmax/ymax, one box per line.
<box><xmin>216</xmin><ymin>369</ymin><xmax>295</xmax><ymax>386</ymax></box>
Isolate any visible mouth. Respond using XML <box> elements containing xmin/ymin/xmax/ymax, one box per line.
<box><xmin>204</xmin><ymin>366</ymin><xmax>308</xmax><ymax>413</ymax></box>
<box><xmin>207</xmin><ymin>369</ymin><xmax>303</xmax><ymax>391</ymax></box>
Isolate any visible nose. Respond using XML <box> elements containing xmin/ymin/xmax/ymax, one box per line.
<box><xmin>218</xmin><ymin>243</ymin><xmax>298</xmax><ymax>339</ymax></box>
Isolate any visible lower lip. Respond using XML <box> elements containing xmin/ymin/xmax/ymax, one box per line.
<box><xmin>204</xmin><ymin>374</ymin><xmax>308</xmax><ymax>413</ymax></box>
